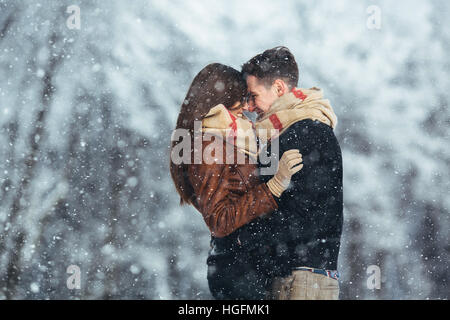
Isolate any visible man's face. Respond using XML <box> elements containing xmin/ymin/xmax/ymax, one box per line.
<box><xmin>246</xmin><ymin>75</ymin><xmax>279</xmax><ymax>118</ymax></box>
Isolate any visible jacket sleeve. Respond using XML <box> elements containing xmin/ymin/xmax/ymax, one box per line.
<box><xmin>191</xmin><ymin>163</ymin><xmax>278</xmax><ymax>238</ymax></box>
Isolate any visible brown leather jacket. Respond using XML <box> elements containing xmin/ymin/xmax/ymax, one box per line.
<box><xmin>188</xmin><ymin>138</ymin><xmax>277</xmax><ymax>238</ymax></box>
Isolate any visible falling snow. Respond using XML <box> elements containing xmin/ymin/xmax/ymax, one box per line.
<box><xmin>0</xmin><ymin>0</ymin><xmax>448</xmax><ymax>300</ymax></box>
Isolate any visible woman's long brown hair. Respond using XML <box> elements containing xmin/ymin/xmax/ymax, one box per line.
<box><xmin>170</xmin><ymin>63</ymin><xmax>247</xmax><ymax>205</ymax></box>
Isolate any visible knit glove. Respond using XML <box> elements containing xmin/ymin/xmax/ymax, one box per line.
<box><xmin>266</xmin><ymin>149</ymin><xmax>303</xmax><ymax>198</ymax></box>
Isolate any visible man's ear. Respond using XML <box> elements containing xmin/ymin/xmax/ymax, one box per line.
<box><xmin>273</xmin><ymin>79</ymin><xmax>289</xmax><ymax>97</ymax></box>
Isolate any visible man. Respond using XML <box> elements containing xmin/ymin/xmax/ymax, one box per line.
<box><xmin>241</xmin><ymin>46</ymin><xmax>343</xmax><ymax>300</ymax></box>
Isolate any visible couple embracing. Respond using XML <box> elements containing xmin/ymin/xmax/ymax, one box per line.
<box><xmin>170</xmin><ymin>47</ymin><xmax>343</xmax><ymax>300</ymax></box>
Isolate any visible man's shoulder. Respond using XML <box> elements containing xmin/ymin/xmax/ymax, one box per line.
<box><xmin>275</xmin><ymin>119</ymin><xmax>340</xmax><ymax>156</ymax></box>
<box><xmin>280</xmin><ymin>119</ymin><xmax>334</xmax><ymax>141</ymax></box>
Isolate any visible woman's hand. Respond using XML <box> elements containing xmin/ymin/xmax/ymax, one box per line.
<box><xmin>266</xmin><ymin>149</ymin><xmax>303</xmax><ymax>197</ymax></box>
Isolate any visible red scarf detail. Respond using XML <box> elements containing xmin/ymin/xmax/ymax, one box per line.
<box><xmin>291</xmin><ymin>87</ymin><xmax>307</xmax><ymax>100</ymax></box>
<box><xmin>227</xmin><ymin>111</ymin><xmax>238</xmax><ymax>145</ymax></box>
<box><xmin>269</xmin><ymin>114</ymin><xmax>283</xmax><ymax>130</ymax></box>
<box><xmin>267</xmin><ymin>89</ymin><xmax>307</xmax><ymax>134</ymax></box>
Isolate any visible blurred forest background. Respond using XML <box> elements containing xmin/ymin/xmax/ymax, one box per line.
<box><xmin>0</xmin><ymin>0</ymin><xmax>448</xmax><ymax>299</ymax></box>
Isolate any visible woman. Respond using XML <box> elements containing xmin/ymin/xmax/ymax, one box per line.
<box><xmin>170</xmin><ymin>63</ymin><xmax>303</xmax><ymax>299</ymax></box>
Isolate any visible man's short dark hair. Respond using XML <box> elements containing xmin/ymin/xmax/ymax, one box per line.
<box><xmin>241</xmin><ymin>46</ymin><xmax>299</xmax><ymax>89</ymax></box>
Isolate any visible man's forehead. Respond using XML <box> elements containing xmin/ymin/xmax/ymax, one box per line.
<box><xmin>246</xmin><ymin>75</ymin><xmax>263</xmax><ymax>92</ymax></box>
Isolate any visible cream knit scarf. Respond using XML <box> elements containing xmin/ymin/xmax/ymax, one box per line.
<box><xmin>201</xmin><ymin>104</ymin><xmax>258</xmax><ymax>159</ymax></box>
<box><xmin>255</xmin><ymin>87</ymin><xmax>337</xmax><ymax>142</ymax></box>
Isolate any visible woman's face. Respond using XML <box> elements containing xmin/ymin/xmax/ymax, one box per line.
<box><xmin>228</xmin><ymin>101</ymin><xmax>249</xmax><ymax>118</ymax></box>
